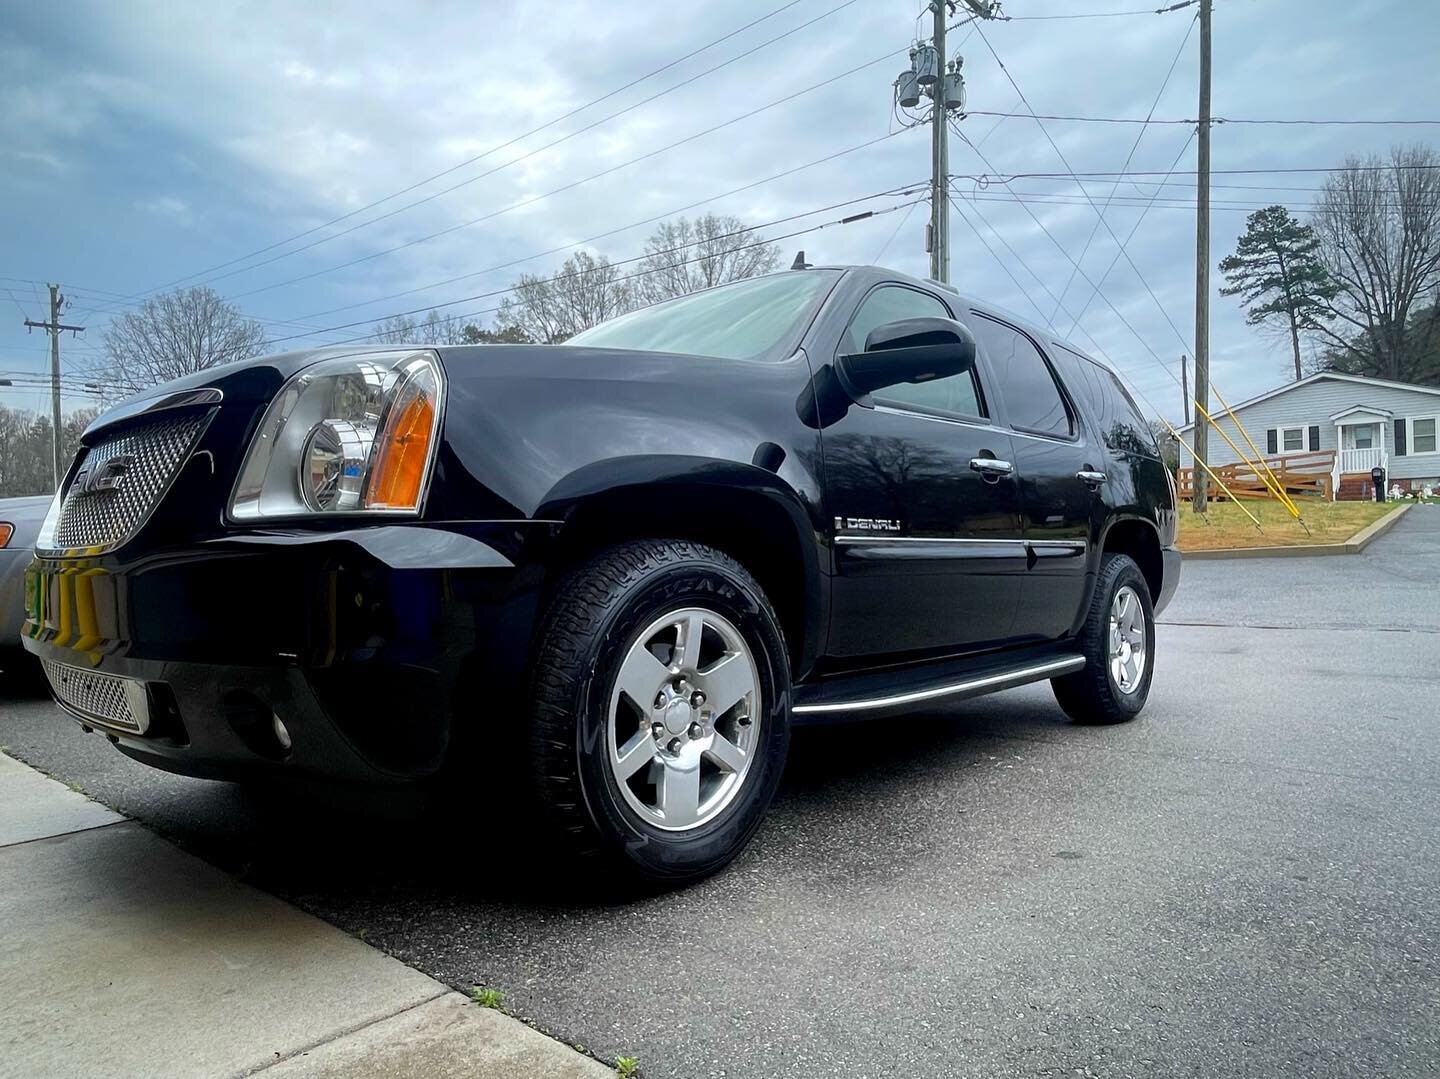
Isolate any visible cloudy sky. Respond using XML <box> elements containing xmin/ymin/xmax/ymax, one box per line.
<box><xmin>2</xmin><ymin>0</ymin><xmax>1436</xmax><ymax>420</ymax></box>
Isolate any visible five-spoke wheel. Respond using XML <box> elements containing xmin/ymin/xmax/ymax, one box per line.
<box><xmin>527</xmin><ymin>540</ymin><xmax>790</xmax><ymax>884</ymax></box>
<box><xmin>608</xmin><ymin>608</ymin><xmax>761</xmax><ymax>831</ymax></box>
<box><xmin>1107</xmin><ymin>584</ymin><xmax>1147</xmax><ymax>694</ymax></box>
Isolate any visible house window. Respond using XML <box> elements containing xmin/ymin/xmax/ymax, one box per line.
<box><xmin>1352</xmin><ymin>425</ymin><xmax>1374</xmax><ymax>450</ymax></box>
<box><xmin>1414</xmin><ymin>416</ymin><xmax>1438</xmax><ymax>455</ymax></box>
<box><xmin>1281</xmin><ymin>426</ymin><xmax>1305</xmax><ymax>452</ymax></box>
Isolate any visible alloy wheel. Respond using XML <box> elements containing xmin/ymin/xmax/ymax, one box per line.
<box><xmin>1107</xmin><ymin>584</ymin><xmax>1147</xmax><ymax>693</ymax></box>
<box><xmin>606</xmin><ymin>607</ymin><xmax>761</xmax><ymax>832</ymax></box>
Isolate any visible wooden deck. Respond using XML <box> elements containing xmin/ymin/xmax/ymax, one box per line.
<box><xmin>1178</xmin><ymin>450</ymin><xmax>1335</xmax><ymax>502</ymax></box>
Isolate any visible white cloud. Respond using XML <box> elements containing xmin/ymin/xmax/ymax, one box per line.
<box><xmin>134</xmin><ymin>195</ymin><xmax>194</xmax><ymax>224</ymax></box>
<box><xmin>3</xmin><ymin>0</ymin><xmax>1438</xmax><ymax>416</ymax></box>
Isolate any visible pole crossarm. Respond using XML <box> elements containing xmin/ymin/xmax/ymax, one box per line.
<box><xmin>20</xmin><ymin>285</ymin><xmax>86</xmax><ymax>488</ymax></box>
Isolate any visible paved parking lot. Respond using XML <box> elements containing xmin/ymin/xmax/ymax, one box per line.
<box><xmin>3</xmin><ymin>509</ymin><xmax>1438</xmax><ymax>1078</ymax></box>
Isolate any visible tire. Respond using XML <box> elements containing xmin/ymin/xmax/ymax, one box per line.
<box><xmin>527</xmin><ymin>539</ymin><xmax>791</xmax><ymax>885</ymax></box>
<box><xmin>1051</xmin><ymin>553</ymin><xmax>1154</xmax><ymax>725</ymax></box>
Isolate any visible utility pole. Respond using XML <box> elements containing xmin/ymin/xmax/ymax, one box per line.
<box><xmin>1180</xmin><ymin>354</ymin><xmax>1191</xmax><ymax>425</ymax></box>
<box><xmin>894</xmin><ymin>3</ymin><xmax>990</xmax><ymax>283</ymax></box>
<box><xmin>1190</xmin><ymin>0</ymin><xmax>1212</xmax><ymax>513</ymax></box>
<box><xmin>24</xmin><ymin>284</ymin><xmax>85</xmax><ymax>488</ymax></box>
<box><xmin>929</xmin><ymin>0</ymin><xmax>950</xmax><ymax>283</ymax></box>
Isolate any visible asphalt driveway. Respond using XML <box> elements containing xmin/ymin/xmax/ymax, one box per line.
<box><xmin>3</xmin><ymin>507</ymin><xmax>1438</xmax><ymax>1077</ymax></box>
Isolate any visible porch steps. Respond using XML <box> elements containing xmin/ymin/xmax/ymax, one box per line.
<box><xmin>1337</xmin><ymin>473</ymin><xmax>1376</xmax><ymax>501</ymax></box>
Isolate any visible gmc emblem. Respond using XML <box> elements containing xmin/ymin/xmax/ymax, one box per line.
<box><xmin>72</xmin><ymin>454</ymin><xmax>134</xmax><ymax>497</ymax></box>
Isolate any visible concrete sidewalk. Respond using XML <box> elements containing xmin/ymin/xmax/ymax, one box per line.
<box><xmin>0</xmin><ymin>751</ymin><xmax>611</xmax><ymax>1079</ymax></box>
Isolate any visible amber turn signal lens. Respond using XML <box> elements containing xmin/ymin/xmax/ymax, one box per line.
<box><xmin>365</xmin><ymin>373</ymin><xmax>438</xmax><ymax>510</ymax></box>
<box><xmin>0</xmin><ymin>522</ymin><xmax>12</xmax><ymax>549</ymax></box>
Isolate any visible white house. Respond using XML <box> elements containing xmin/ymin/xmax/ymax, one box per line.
<box><xmin>1177</xmin><ymin>372</ymin><xmax>1440</xmax><ymax>498</ymax></box>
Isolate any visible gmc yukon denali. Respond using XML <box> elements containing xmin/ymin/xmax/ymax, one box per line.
<box><xmin>22</xmin><ymin>265</ymin><xmax>1180</xmax><ymax>884</ymax></box>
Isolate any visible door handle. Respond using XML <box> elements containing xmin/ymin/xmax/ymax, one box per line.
<box><xmin>970</xmin><ymin>457</ymin><xmax>1014</xmax><ymax>480</ymax></box>
<box><xmin>1076</xmin><ymin>469</ymin><xmax>1107</xmax><ymax>488</ymax></box>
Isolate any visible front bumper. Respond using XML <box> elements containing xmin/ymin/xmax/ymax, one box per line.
<box><xmin>20</xmin><ymin>523</ymin><xmax>550</xmax><ymax>782</ymax></box>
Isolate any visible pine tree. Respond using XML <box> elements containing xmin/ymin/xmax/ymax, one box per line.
<box><xmin>1219</xmin><ymin>205</ymin><xmax>1337</xmax><ymax>380</ymax></box>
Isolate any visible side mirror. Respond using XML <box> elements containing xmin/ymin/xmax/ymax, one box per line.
<box><xmin>834</xmin><ymin>316</ymin><xmax>976</xmax><ymax>403</ymax></box>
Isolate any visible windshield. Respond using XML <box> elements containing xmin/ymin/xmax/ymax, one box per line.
<box><xmin>566</xmin><ymin>270</ymin><xmax>842</xmax><ymax>362</ymax></box>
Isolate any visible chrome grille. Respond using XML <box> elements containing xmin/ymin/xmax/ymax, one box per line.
<box><xmin>42</xmin><ymin>660</ymin><xmax>149</xmax><ymax>734</ymax></box>
<box><xmin>46</xmin><ymin>410</ymin><xmax>210</xmax><ymax>553</ymax></box>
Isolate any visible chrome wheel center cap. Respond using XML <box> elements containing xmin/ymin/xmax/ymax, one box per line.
<box><xmin>662</xmin><ymin>699</ymin><xmax>693</xmax><ymax>736</ymax></box>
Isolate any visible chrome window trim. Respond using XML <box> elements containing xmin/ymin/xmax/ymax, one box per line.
<box><xmin>872</xmin><ymin>404</ymin><xmax>1005</xmax><ymax>435</ymax></box>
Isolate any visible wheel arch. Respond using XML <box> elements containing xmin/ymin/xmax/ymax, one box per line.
<box><xmin>538</xmin><ymin>456</ymin><xmax>826</xmax><ymax>679</ymax></box>
<box><xmin>1098</xmin><ymin>515</ymin><xmax>1163</xmax><ymax>603</ymax></box>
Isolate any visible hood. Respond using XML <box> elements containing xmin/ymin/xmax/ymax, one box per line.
<box><xmin>81</xmin><ymin>344</ymin><xmax>428</xmax><ymax>442</ymax></box>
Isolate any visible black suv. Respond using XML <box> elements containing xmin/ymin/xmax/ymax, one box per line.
<box><xmin>22</xmin><ymin>265</ymin><xmax>1179</xmax><ymax>883</ymax></box>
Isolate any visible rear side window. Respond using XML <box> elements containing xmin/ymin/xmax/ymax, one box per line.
<box><xmin>970</xmin><ymin>313</ymin><xmax>1073</xmax><ymax>437</ymax></box>
<box><xmin>843</xmin><ymin>285</ymin><xmax>986</xmax><ymax>420</ymax></box>
<box><xmin>1052</xmin><ymin>344</ymin><xmax>1159</xmax><ymax>459</ymax></box>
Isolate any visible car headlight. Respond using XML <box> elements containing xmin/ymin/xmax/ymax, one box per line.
<box><xmin>230</xmin><ymin>350</ymin><xmax>444</xmax><ymax>521</ymax></box>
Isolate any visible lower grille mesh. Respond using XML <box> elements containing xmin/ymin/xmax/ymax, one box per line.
<box><xmin>42</xmin><ymin>660</ymin><xmax>147</xmax><ymax>734</ymax></box>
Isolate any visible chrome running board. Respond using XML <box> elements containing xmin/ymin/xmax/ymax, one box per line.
<box><xmin>793</xmin><ymin>655</ymin><xmax>1085</xmax><ymax>717</ymax></box>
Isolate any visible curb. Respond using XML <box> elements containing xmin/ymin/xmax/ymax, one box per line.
<box><xmin>1181</xmin><ymin>503</ymin><xmax>1412</xmax><ymax>560</ymax></box>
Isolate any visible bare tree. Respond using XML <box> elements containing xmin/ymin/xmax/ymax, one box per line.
<box><xmin>635</xmin><ymin>214</ymin><xmax>780</xmax><ymax>305</ymax></box>
<box><xmin>0</xmin><ymin>405</ymin><xmax>97</xmax><ymax>497</ymax></box>
<box><xmin>369</xmin><ymin>309</ymin><xmax>469</xmax><ymax>346</ymax></box>
<box><xmin>1311</xmin><ymin>144</ymin><xmax>1440</xmax><ymax>383</ymax></box>
<box><xmin>497</xmin><ymin>250</ymin><xmax>634</xmax><ymax>343</ymax></box>
<box><xmin>92</xmin><ymin>286</ymin><xmax>267</xmax><ymax>393</ymax></box>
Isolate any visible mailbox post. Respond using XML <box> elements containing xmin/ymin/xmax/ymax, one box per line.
<box><xmin>1370</xmin><ymin>465</ymin><xmax>1386</xmax><ymax>503</ymax></box>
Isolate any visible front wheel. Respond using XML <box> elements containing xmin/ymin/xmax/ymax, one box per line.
<box><xmin>1052</xmin><ymin>553</ymin><xmax>1155</xmax><ymax>725</ymax></box>
<box><xmin>527</xmin><ymin>540</ymin><xmax>791</xmax><ymax>885</ymax></box>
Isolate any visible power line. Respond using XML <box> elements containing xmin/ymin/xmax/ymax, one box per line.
<box><xmin>970</xmin><ymin>20</ymin><xmax>1194</xmax><ymax>355</ymax></box>
<box><xmin>1045</xmin><ymin>11</ymin><xmax>1196</xmax><ymax>323</ymax></box>
<box><xmin>302</xmin><ymin>196</ymin><xmax>929</xmax><ymax>350</ymax></box>
<box><xmin>871</xmin><ymin>200</ymin><xmax>920</xmax><ymax>263</ymax></box>
<box><xmin>966</xmin><ymin>111</ymin><xmax>1440</xmax><ymax>126</ymax></box>
<box><xmin>191</xmin><ymin>190</ymin><xmax>929</xmax><ymax>356</ymax></box>
<box><xmin>222</xmin><ymin>42</ymin><xmax>919</xmax><ymax>305</ymax></box>
<box><xmin>286</xmin><ymin>131</ymin><xmax>911</xmax><ymax>324</ymax></box>
<box><xmin>159</xmin><ymin>0</ymin><xmax>870</xmax><ymax>297</ymax></box>
<box><xmin>1063</xmin><ymin>130</ymin><xmax>1199</xmax><ymax>336</ymax></box>
<box><xmin>997</xmin><ymin>1</ymin><xmax>1198</xmax><ymax>19</ymax></box>
<box><xmin>116</xmin><ymin>0</ymin><xmax>822</xmax><ymax>298</ymax></box>
<box><xmin>947</xmin><ymin>194</ymin><xmax>1054</xmax><ymax>328</ymax></box>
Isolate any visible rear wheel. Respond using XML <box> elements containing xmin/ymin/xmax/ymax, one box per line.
<box><xmin>527</xmin><ymin>540</ymin><xmax>790</xmax><ymax>884</ymax></box>
<box><xmin>1052</xmin><ymin>553</ymin><xmax>1154</xmax><ymax>725</ymax></box>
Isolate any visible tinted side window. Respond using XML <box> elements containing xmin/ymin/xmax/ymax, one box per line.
<box><xmin>1052</xmin><ymin>344</ymin><xmax>1159</xmax><ymax>459</ymax></box>
<box><xmin>970</xmin><ymin>314</ymin><xmax>1073</xmax><ymax>437</ymax></box>
<box><xmin>844</xmin><ymin>286</ymin><xmax>985</xmax><ymax>419</ymax></box>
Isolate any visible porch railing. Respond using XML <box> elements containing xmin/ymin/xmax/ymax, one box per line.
<box><xmin>1339</xmin><ymin>447</ymin><xmax>1386</xmax><ymax>474</ymax></box>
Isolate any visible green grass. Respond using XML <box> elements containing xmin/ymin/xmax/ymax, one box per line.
<box><xmin>1177</xmin><ymin>498</ymin><xmax>1401</xmax><ymax>551</ymax></box>
<box><xmin>616</xmin><ymin>1057</ymin><xmax>640</xmax><ymax>1078</ymax></box>
<box><xmin>469</xmin><ymin>986</ymin><xmax>504</xmax><ymax>1009</ymax></box>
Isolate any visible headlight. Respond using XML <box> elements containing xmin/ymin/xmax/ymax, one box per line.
<box><xmin>230</xmin><ymin>350</ymin><xmax>444</xmax><ymax>521</ymax></box>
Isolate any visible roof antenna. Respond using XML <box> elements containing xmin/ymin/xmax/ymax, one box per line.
<box><xmin>790</xmin><ymin>250</ymin><xmax>812</xmax><ymax>270</ymax></box>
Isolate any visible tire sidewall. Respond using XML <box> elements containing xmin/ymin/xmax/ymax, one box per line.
<box><xmin>1102</xmin><ymin>559</ymin><xmax>1155</xmax><ymax>715</ymax></box>
<box><xmin>571</xmin><ymin>557</ymin><xmax>791</xmax><ymax>880</ymax></box>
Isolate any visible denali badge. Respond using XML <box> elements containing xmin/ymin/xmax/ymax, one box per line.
<box><xmin>72</xmin><ymin>454</ymin><xmax>134</xmax><ymax>497</ymax></box>
<box><xmin>834</xmin><ymin>516</ymin><xmax>902</xmax><ymax>533</ymax></box>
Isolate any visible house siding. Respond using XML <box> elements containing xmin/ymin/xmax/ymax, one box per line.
<box><xmin>1179</xmin><ymin>376</ymin><xmax>1440</xmax><ymax>483</ymax></box>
